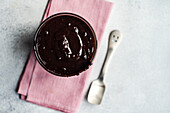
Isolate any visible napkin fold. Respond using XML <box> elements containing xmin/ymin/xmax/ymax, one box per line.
<box><xmin>17</xmin><ymin>0</ymin><xmax>113</xmax><ymax>112</ymax></box>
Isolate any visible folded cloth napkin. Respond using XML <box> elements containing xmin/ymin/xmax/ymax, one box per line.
<box><xmin>17</xmin><ymin>0</ymin><xmax>113</xmax><ymax>112</ymax></box>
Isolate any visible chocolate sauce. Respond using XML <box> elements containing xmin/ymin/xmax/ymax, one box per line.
<box><xmin>34</xmin><ymin>13</ymin><xmax>97</xmax><ymax>76</ymax></box>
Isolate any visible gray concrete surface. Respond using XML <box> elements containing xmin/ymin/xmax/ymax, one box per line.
<box><xmin>1</xmin><ymin>0</ymin><xmax>170</xmax><ymax>113</ymax></box>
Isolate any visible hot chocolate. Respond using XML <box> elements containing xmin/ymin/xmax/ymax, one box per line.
<box><xmin>34</xmin><ymin>13</ymin><xmax>97</xmax><ymax>77</ymax></box>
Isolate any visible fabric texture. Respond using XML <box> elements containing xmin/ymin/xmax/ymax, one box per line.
<box><xmin>17</xmin><ymin>0</ymin><xmax>113</xmax><ymax>112</ymax></box>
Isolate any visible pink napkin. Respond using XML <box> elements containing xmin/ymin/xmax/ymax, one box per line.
<box><xmin>17</xmin><ymin>0</ymin><xmax>113</xmax><ymax>112</ymax></box>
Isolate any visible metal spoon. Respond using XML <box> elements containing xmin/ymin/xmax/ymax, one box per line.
<box><xmin>87</xmin><ymin>30</ymin><xmax>122</xmax><ymax>104</ymax></box>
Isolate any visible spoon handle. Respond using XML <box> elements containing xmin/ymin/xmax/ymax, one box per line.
<box><xmin>99</xmin><ymin>30</ymin><xmax>122</xmax><ymax>81</ymax></box>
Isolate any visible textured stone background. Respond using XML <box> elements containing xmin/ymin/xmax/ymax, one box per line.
<box><xmin>0</xmin><ymin>0</ymin><xmax>170</xmax><ymax>113</ymax></box>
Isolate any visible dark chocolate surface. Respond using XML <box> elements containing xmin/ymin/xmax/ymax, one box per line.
<box><xmin>34</xmin><ymin>14</ymin><xmax>97</xmax><ymax>76</ymax></box>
